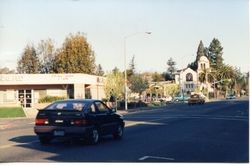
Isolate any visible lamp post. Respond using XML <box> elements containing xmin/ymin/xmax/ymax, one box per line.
<box><xmin>124</xmin><ymin>32</ymin><xmax>151</xmax><ymax>111</ymax></box>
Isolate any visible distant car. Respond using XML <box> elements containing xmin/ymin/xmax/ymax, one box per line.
<box><xmin>226</xmin><ymin>94</ymin><xmax>236</xmax><ymax>99</ymax></box>
<box><xmin>173</xmin><ymin>95</ymin><xmax>190</xmax><ymax>102</ymax></box>
<box><xmin>160</xmin><ymin>96</ymin><xmax>173</xmax><ymax>103</ymax></box>
<box><xmin>34</xmin><ymin>99</ymin><xmax>125</xmax><ymax>145</ymax></box>
<box><xmin>188</xmin><ymin>94</ymin><xmax>205</xmax><ymax>105</ymax></box>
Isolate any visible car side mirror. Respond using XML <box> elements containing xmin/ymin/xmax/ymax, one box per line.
<box><xmin>111</xmin><ymin>108</ymin><xmax>116</xmax><ymax>113</ymax></box>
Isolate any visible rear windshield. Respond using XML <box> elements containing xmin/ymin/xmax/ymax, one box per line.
<box><xmin>45</xmin><ymin>101</ymin><xmax>86</xmax><ymax>111</ymax></box>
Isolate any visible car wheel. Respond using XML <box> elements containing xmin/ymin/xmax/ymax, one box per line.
<box><xmin>88</xmin><ymin>128</ymin><xmax>99</xmax><ymax>145</ymax></box>
<box><xmin>39</xmin><ymin>136</ymin><xmax>51</xmax><ymax>145</ymax></box>
<box><xmin>113</xmin><ymin>124</ymin><xmax>124</xmax><ymax>140</ymax></box>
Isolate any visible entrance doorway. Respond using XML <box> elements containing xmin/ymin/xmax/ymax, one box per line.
<box><xmin>18</xmin><ymin>89</ymin><xmax>32</xmax><ymax>107</ymax></box>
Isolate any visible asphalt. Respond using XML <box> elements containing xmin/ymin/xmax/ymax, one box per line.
<box><xmin>0</xmin><ymin>98</ymin><xmax>248</xmax><ymax>162</ymax></box>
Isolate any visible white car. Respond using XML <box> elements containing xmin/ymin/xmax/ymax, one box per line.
<box><xmin>226</xmin><ymin>94</ymin><xmax>236</xmax><ymax>99</ymax></box>
<box><xmin>160</xmin><ymin>96</ymin><xmax>173</xmax><ymax>103</ymax></box>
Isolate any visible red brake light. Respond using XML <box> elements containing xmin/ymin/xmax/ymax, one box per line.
<box><xmin>72</xmin><ymin>119</ymin><xmax>87</xmax><ymax>126</ymax></box>
<box><xmin>35</xmin><ymin>118</ymin><xmax>49</xmax><ymax>125</ymax></box>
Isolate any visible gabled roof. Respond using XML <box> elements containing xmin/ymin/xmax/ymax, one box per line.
<box><xmin>175</xmin><ymin>67</ymin><xmax>195</xmax><ymax>74</ymax></box>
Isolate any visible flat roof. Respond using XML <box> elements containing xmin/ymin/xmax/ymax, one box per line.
<box><xmin>0</xmin><ymin>74</ymin><xmax>105</xmax><ymax>85</ymax></box>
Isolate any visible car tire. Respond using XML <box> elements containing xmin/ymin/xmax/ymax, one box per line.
<box><xmin>88</xmin><ymin>128</ymin><xmax>99</xmax><ymax>145</ymax></box>
<box><xmin>39</xmin><ymin>136</ymin><xmax>51</xmax><ymax>145</ymax></box>
<box><xmin>113</xmin><ymin>124</ymin><xmax>124</xmax><ymax>140</ymax></box>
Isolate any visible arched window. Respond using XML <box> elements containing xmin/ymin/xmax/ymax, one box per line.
<box><xmin>186</xmin><ymin>73</ymin><xmax>193</xmax><ymax>82</ymax></box>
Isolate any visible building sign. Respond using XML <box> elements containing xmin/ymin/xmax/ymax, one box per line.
<box><xmin>0</xmin><ymin>75</ymin><xmax>24</xmax><ymax>82</ymax></box>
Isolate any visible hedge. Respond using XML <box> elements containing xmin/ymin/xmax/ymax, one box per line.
<box><xmin>38</xmin><ymin>96</ymin><xmax>66</xmax><ymax>103</ymax></box>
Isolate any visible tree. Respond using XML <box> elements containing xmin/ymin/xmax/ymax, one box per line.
<box><xmin>196</xmin><ymin>40</ymin><xmax>206</xmax><ymax>61</ymax></box>
<box><xmin>127</xmin><ymin>56</ymin><xmax>136</xmax><ymax>81</ymax></box>
<box><xmin>233</xmin><ymin>68</ymin><xmax>247</xmax><ymax>96</ymax></box>
<box><xmin>188</xmin><ymin>40</ymin><xmax>206</xmax><ymax>71</ymax></box>
<box><xmin>216</xmin><ymin>64</ymin><xmax>236</xmax><ymax>96</ymax></box>
<box><xmin>104</xmin><ymin>69</ymin><xmax>124</xmax><ymax>101</ymax></box>
<box><xmin>54</xmin><ymin>32</ymin><xmax>96</xmax><ymax>73</ymax></box>
<box><xmin>0</xmin><ymin>67</ymin><xmax>15</xmax><ymax>74</ymax></box>
<box><xmin>152</xmin><ymin>72</ymin><xmax>164</xmax><ymax>82</ymax></box>
<box><xmin>165</xmin><ymin>57</ymin><xmax>176</xmax><ymax>80</ymax></box>
<box><xmin>164</xmin><ymin>84</ymin><xmax>180</xmax><ymax>97</ymax></box>
<box><xmin>198</xmin><ymin>68</ymin><xmax>215</xmax><ymax>84</ymax></box>
<box><xmin>37</xmin><ymin>39</ymin><xmax>56</xmax><ymax>73</ymax></box>
<box><xmin>112</xmin><ymin>67</ymin><xmax>120</xmax><ymax>74</ymax></box>
<box><xmin>95</xmin><ymin>64</ymin><xmax>105</xmax><ymax>76</ymax></box>
<box><xmin>216</xmin><ymin>64</ymin><xmax>235</xmax><ymax>81</ymax></box>
<box><xmin>130</xmin><ymin>74</ymin><xmax>149</xmax><ymax>97</ymax></box>
<box><xmin>208</xmin><ymin>38</ymin><xmax>223</xmax><ymax>68</ymax></box>
<box><xmin>17</xmin><ymin>44</ymin><xmax>40</xmax><ymax>73</ymax></box>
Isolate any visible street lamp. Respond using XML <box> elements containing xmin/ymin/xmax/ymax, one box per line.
<box><xmin>124</xmin><ymin>32</ymin><xmax>151</xmax><ymax>111</ymax></box>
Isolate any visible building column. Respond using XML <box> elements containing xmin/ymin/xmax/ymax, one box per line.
<box><xmin>74</xmin><ymin>83</ymin><xmax>85</xmax><ymax>99</ymax></box>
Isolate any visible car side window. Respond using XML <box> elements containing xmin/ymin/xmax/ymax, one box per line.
<box><xmin>95</xmin><ymin>101</ymin><xmax>109</xmax><ymax>113</ymax></box>
<box><xmin>90</xmin><ymin>104</ymin><xmax>96</xmax><ymax>113</ymax></box>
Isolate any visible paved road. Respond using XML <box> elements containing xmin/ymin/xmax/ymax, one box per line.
<box><xmin>0</xmin><ymin>98</ymin><xmax>248</xmax><ymax>162</ymax></box>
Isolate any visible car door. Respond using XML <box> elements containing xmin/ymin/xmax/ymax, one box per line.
<box><xmin>94</xmin><ymin>101</ymin><xmax>116</xmax><ymax>135</ymax></box>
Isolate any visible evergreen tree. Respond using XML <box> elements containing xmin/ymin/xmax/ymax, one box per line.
<box><xmin>112</xmin><ymin>67</ymin><xmax>120</xmax><ymax>74</ymax></box>
<box><xmin>166</xmin><ymin>57</ymin><xmax>176</xmax><ymax>80</ymax></box>
<box><xmin>17</xmin><ymin>45</ymin><xmax>40</xmax><ymax>73</ymax></box>
<box><xmin>189</xmin><ymin>40</ymin><xmax>206</xmax><ymax>71</ymax></box>
<box><xmin>127</xmin><ymin>56</ymin><xmax>136</xmax><ymax>81</ymax></box>
<box><xmin>96</xmin><ymin>64</ymin><xmax>105</xmax><ymax>76</ymax></box>
<box><xmin>208</xmin><ymin>38</ymin><xmax>223</xmax><ymax>68</ymax></box>
<box><xmin>54</xmin><ymin>32</ymin><xmax>96</xmax><ymax>73</ymax></box>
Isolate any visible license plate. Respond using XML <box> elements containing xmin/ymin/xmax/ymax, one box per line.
<box><xmin>55</xmin><ymin>120</ymin><xmax>64</xmax><ymax>123</ymax></box>
<box><xmin>54</xmin><ymin>130</ymin><xmax>65</xmax><ymax>136</ymax></box>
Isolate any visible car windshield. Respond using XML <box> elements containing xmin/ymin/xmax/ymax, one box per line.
<box><xmin>45</xmin><ymin>101</ymin><xmax>86</xmax><ymax>111</ymax></box>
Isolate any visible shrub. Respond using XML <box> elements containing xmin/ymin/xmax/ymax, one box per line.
<box><xmin>118</xmin><ymin>101</ymin><xmax>148</xmax><ymax>110</ymax></box>
<box><xmin>148</xmin><ymin>101</ymin><xmax>162</xmax><ymax>107</ymax></box>
<box><xmin>38</xmin><ymin>96</ymin><xmax>66</xmax><ymax>103</ymax></box>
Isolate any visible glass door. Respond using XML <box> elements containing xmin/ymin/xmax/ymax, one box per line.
<box><xmin>18</xmin><ymin>89</ymin><xmax>32</xmax><ymax>107</ymax></box>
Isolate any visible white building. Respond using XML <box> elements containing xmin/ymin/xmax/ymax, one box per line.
<box><xmin>175</xmin><ymin>67</ymin><xmax>198</xmax><ymax>94</ymax></box>
<box><xmin>0</xmin><ymin>73</ymin><xmax>106</xmax><ymax>108</ymax></box>
<box><xmin>175</xmin><ymin>55</ymin><xmax>213</xmax><ymax>95</ymax></box>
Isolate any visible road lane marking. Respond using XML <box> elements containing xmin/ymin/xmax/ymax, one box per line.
<box><xmin>139</xmin><ymin>155</ymin><xmax>175</xmax><ymax>161</ymax></box>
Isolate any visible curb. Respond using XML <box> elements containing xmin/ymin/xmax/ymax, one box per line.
<box><xmin>117</xmin><ymin>106</ymin><xmax>164</xmax><ymax>115</ymax></box>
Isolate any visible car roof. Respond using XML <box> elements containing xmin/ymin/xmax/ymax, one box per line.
<box><xmin>54</xmin><ymin>99</ymin><xmax>101</xmax><ymax>104</ymax></box>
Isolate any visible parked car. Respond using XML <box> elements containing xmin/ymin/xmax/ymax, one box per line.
<box><xmin>34</xmin><ymin>99</ymin><xmax>125</xmax><ymax>145</ymax></box>
<box><xmin>173</xmin><ymin>95</ymin><xmax>190</xmax><ymax>102</ymax></box>
<box><xmin>226</xmin><ymin>94</ymin><xmax>236</xmax><ymax>99</ymax></box>
<box><xmin>188</xmin><ymin>94</ymin><xmax>205</xmax><ymax>105</ymax></box>
<box><xmin>160</xmin><ymin>96</ymin><xmax>173</xmax><ymax>103</ymax></box>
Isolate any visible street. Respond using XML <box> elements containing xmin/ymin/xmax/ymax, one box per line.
<box><xmin>0</xmin><ymin>98</ymin><xmax>249</xmax><ymax>162</ymax></box>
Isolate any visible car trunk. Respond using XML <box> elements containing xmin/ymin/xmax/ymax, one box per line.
<box><xmin>36</xmin><ymin>110</ymin><xmax>84</xmax><ymax>127</ymax></box>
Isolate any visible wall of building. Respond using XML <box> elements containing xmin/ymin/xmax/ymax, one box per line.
<box><xmin>0</xmin><ymin>74</ymin><xmax>106</xmax><ymax>107</ymax></box>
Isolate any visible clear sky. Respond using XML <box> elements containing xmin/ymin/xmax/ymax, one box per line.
<box><xmin>0</xmin><ymin>0</ymin><xmax>249</xmax><ymax>73</ymax></box>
